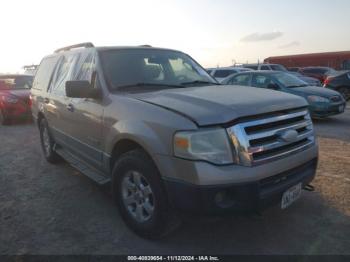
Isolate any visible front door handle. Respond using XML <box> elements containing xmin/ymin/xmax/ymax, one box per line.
<box><xmin>66</xmin><ymin>103</ymin><xmax>74</xmax><ymax>112</ymax></box>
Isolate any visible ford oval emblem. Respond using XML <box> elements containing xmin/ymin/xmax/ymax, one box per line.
<box><xmin>279</xmin><ymin>129</ymin><xmax>298</xmax><ymax>143</ymax></box>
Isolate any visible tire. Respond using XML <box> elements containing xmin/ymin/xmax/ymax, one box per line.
<box><xmin>112</xmin><ymin>149</ymin><xmax>180</xmax><ymax>239</ymax></box>
<box><xmin>338</xmin><ymin>87</ymin><xmax>350</xmax><ymax>101</ymax></box>
<box><xmin>39</xmin><ymin>118</ymin><xmax>60</xmax><ymax>163</ymax></box>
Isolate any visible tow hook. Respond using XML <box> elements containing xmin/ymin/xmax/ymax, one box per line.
<box><xmin>303</xmin><ymin>184</ymin><xmax>315</xmax><ymax>192</ymax></box>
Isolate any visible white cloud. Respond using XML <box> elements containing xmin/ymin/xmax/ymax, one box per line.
<box><xmin>240</xmin><ymin>31</ymin><xmax>283</xmax><ymax>42</ymax></box>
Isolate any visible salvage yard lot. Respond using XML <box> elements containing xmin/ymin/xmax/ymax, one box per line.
<box><xmin>0</xmin><ymin>108</ymin><xmax>349</xmax><ymax>255</ymax></box>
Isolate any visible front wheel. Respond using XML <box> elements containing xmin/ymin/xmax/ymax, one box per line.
<box><xmin>39</xmin><ymin>118</ymin><xmax>60</xmax><ymax>163</ymax></box>
<box><xmin>112</xmin><ymin>149</ymin><xmax>180</xmax><ymax>239</ymax></box>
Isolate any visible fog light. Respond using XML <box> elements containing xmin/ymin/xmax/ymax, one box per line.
<box><xmin>215</xmin><ymin>191</ymin><xmax>226</xmax><ymax>204</ymax></box>
<box><xmin>215</xmin><ymin>190</ymin><xmax>235</xmax><ymax>208</ymax></box>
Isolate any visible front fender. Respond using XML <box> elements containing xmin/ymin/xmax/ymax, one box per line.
<box><xmin>104</xmin><ymin>120</ymin><xmax>172</xmax><ymax>157</ymax></box>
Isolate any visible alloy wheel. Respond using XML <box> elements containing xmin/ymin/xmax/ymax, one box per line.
<box><xmin>121</xmin><ymin>170</ymin><xmax>155</xmax><ymax>223</ymax></box>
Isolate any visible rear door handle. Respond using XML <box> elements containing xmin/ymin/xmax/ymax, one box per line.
<box><xmin>44</xmin><ymin>97</ymin><xmax>50</xmax><ymax>104</ymax></box>
<box><xmin>66</xmin><ymin>103</ymin><xmax>74</xmax><ymax>112</ymax></box>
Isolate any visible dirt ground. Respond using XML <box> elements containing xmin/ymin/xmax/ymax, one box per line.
<box><xmin>0</xmin><ymin>110</ymin><xmax>349</xmax><ymax>255</ymax></box>
<box><xmin>314</xmin><ymin>138</ymin><xmax>350</xmax><ymax>216</ymax></box>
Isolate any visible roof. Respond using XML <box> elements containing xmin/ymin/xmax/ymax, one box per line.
<box><xmin>234</xmin><ymin>70</ymin><xmax>282</xmax><ymax>75</ymax></box>
<box><xmin>243</xmin><ymin>63</ymin><xmax>279</xmax><ymax>66</ymax></box>
<box><xmin>53</xmin><ymin>42</ymin><xmax>182</xmax><ymax>55</ymax></box>
<box><xmin>206</xmin><ymin>66</ymin><xmax>247</xmax><ymax>70</ymax></box>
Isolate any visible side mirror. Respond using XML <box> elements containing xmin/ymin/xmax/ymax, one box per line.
<box><xmin>65</xmin><ymin>81</ymin><xmax>101</xmax><ymax>99</ymax></box>
<box><xmin>267</xmin><ymin>83</ymin><xmax>280</xmax><ymax>90</ymax></box>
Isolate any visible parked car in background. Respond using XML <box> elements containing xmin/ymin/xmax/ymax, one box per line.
<box><xmin>0</xmin><ymin>74</ymin><xmax>33</xmax><ymax>124</ymax></box>
<box><xmin>240</xmin><ymin>64</ymin><xmax>320</xmax><ymax>85</ymax></box>
<box><xmin>299</xmin><ymin>67</ymin><xmax>338</xmax><ymax>84</ymax></box>
<box><xmin>32</xmin><ymin>42</ymin><xmax>318</xmax><ymax>238</ymax></box>
<box><xmin>242</xmin><ymin>63</ymin><xmax>288</xmax><ymax>72</ymax></box>
<box><xmin>288</xmin><ymin>67</ymin><xmax>301</xmax><ymax>72</ymax></box>
<box><xmin>23</xmin><ymin>64</ymin><xmax>39</xmax><ymax>76</ymax></box>
<box><xmin>206</xmin><ymin>67</ymin><xmax>252</xmax><ymax>82</ymax></box>
<box><xmin>222</xmin><ymin>71</ymin><xmax>346</xmax><ymax>118</ymax></box>
<box><xmin>288</xmin><ymin>72</ymin><xmax>321</xmax><ymax>86</ymax></box>
<box><xmin>324</xmin><ymin>71</ymin><xmax>350</xmax><ymax>101</ymax></box>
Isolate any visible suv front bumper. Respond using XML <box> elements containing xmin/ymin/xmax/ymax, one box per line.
<box><xmin>163</xmin><ymin>157</ymin><xmax>317</xmax><ymax>214</ymax></box>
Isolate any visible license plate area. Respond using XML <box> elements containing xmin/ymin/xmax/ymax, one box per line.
<box><xmin>281</xmin><ymin>183</ymin><xmax>302</xmax><ymax>209</ymax></box>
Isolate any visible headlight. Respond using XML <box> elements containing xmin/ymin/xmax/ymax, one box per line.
<box><xmin>173</xmin><ymin>128</ymin><xmax>234</xmax><ymax>165</ymax></box>
<box><xmin>307</xmin><ymin>95</ymin><xmax>329</xmax><ymax>103</ymax></box>
<box><xmin>1</xmin><ymin>95</ymin><xmax>18</xmax><ymax>104</ymax></box>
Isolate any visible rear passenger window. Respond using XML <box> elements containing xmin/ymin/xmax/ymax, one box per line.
<box><xmin>50</xmin><ymin>53</ymin><xmax>80</xmax><ymax>95</ymax></box>
<box><xmin>252</xmin><ymin>75</ymin><xmax>270</xmax><ymax>88</ymax></box>
<box><xmin>261</xmin><ymin>65</ymin><xmax>270</xmax><ymax>70</ymax></box>
<box><xmin>32</xmin><ymin>56</ymin><xmax>59</xmax><ymax>91</ymax></box>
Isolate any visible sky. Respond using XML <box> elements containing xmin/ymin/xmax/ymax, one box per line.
<box><xmin>1</xmin><ymin>0</ymin><xmax>349</xmax><ymax>72</ymax></box>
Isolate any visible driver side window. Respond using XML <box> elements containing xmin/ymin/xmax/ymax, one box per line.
<box><xmin>252</xmin><ymin>75</ymin><xmax>274</xmax><ymax>88</ymax></box>
<box><xmin>229</xmin><ymin>74</ymin><xmax>250</xmax><ymax>86</ymax></box>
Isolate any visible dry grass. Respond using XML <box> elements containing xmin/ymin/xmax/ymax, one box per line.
<box><xmin>314</xmin><ymin>137</ymin><xmax>350</xmax><ymax>216</ymax></box>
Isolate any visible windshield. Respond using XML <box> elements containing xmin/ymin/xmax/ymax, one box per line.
<box><xmin>0</xmin><ymin>75</ymin><xmax>33</xmax><ymax>90</ymax></box>
<box><xmin>274</xmin><ymin>72</ymin><xmax>308</xmax><ymax>88</ymax></box>
<box><xmin>326</xmin><ymin>68</ymin><xmax>338</xmax><ymax>76</ymax></box>
<box><xmin>99</xmin><ymin>49</ymin><xmax>217</xmax><ymax>91</ymax></box>
<box><xmin>270</xmin><ymin>64</ymin><xmax>287</xmax><ymax>72</ymax></box>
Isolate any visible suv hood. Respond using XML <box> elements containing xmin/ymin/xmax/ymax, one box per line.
<box><xmin>131</xmin><ymin>85</ymin><xmax>307</xmax><ymax>126</ymax></box>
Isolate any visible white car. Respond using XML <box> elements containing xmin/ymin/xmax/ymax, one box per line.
<box><xmin>207</xmin><ymin>67</ymin><xmax>252</xmax><ymax>82</ymax></box>
<box><xmin>242</xmin><ymin>63</ymin><xmax>288</xmax><ymax>71</ymax></box>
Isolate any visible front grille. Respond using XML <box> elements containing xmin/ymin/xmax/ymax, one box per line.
<box><xmin>227</xmin><ymin>108</ymin><xmax>315</xmax><ymax>166</ymax></box>
<box><xmin>329</xmin><ymin>96</ymin><xmax>341</xmax><ymax>103</ymax></box>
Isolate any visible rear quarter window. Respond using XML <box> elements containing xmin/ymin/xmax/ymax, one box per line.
<box><xmin>32</xmin><ymin>56</ymin><xmax>60</xmax><ymax>91</ymax></box>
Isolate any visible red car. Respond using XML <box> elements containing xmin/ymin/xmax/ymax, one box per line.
<box><xmin>0</xmin><ymin>74</ymin><xmax>33</xmax><ymax>124</ymax></box>
<box><xmin>299</xmin><ymin>67</ymin><xmax>338</xmax><ymax>84</ymax></box>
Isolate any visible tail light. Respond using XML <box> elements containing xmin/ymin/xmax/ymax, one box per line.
<box><xmin>323</xmin><ymin>77</ymin><xmax>333</xmax><ymax>86</ymax></box>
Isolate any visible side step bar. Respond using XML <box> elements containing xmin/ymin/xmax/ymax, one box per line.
<box><xmin>55</xmin><ymin>148</ymin><xmax>111</xmax><ymax>185</ymax></box>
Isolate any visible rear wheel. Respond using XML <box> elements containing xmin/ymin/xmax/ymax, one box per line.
<box><xmin>39</xmin><ymin>118</ymin><xmax>60</xmax><ymax>163</ymax></box>
<box><xmin>338</xmin><ymin>87</ymin><xmax>350</xmax><ymax>101</ymax></box>
<box><xmin>112</xmin><ymin>149</ymin><xmax>180</xmax><ymax>239</ymax></box>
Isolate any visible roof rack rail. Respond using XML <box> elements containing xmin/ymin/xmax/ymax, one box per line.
<box><xmin>139</xmin><ymin>44</ymin><xmax>152</xmax><ymax>47</ymax></box>
<box><xmin>54</xmin><ymin>42</ymin><xmax>94</xmax><ymax>53</ymax></box>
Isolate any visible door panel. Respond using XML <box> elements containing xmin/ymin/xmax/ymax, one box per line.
<box><xmin>67</xmin><ymin>98</ymin><xmax>103</xmax><ymax>169</ymax></box>
<box><xmin>62</xmin><ymin>50</ymin><xmax>104</xmax><ymax>169</ymax></box>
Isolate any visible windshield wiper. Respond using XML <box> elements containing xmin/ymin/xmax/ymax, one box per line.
<box><xmin>115</xmin><ymin>83</ymin><xmax>185</xmax><ymax>90</ymax></box>
<box><xmin>181</xmin><ymin>80</ymin><xmax>221</xmax><ymax>86</ymax></box>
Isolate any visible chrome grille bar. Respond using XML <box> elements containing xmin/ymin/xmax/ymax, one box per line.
<box><xmin>227</xmin><ymin>108</ymin><xmax>315</xmax><ymax>166</ymax></box>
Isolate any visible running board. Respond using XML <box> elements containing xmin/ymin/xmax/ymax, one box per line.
<box><xmin>55</xmin><ymin>148</ymin><xmax>111</xmax><ymax>185</ymax></box>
